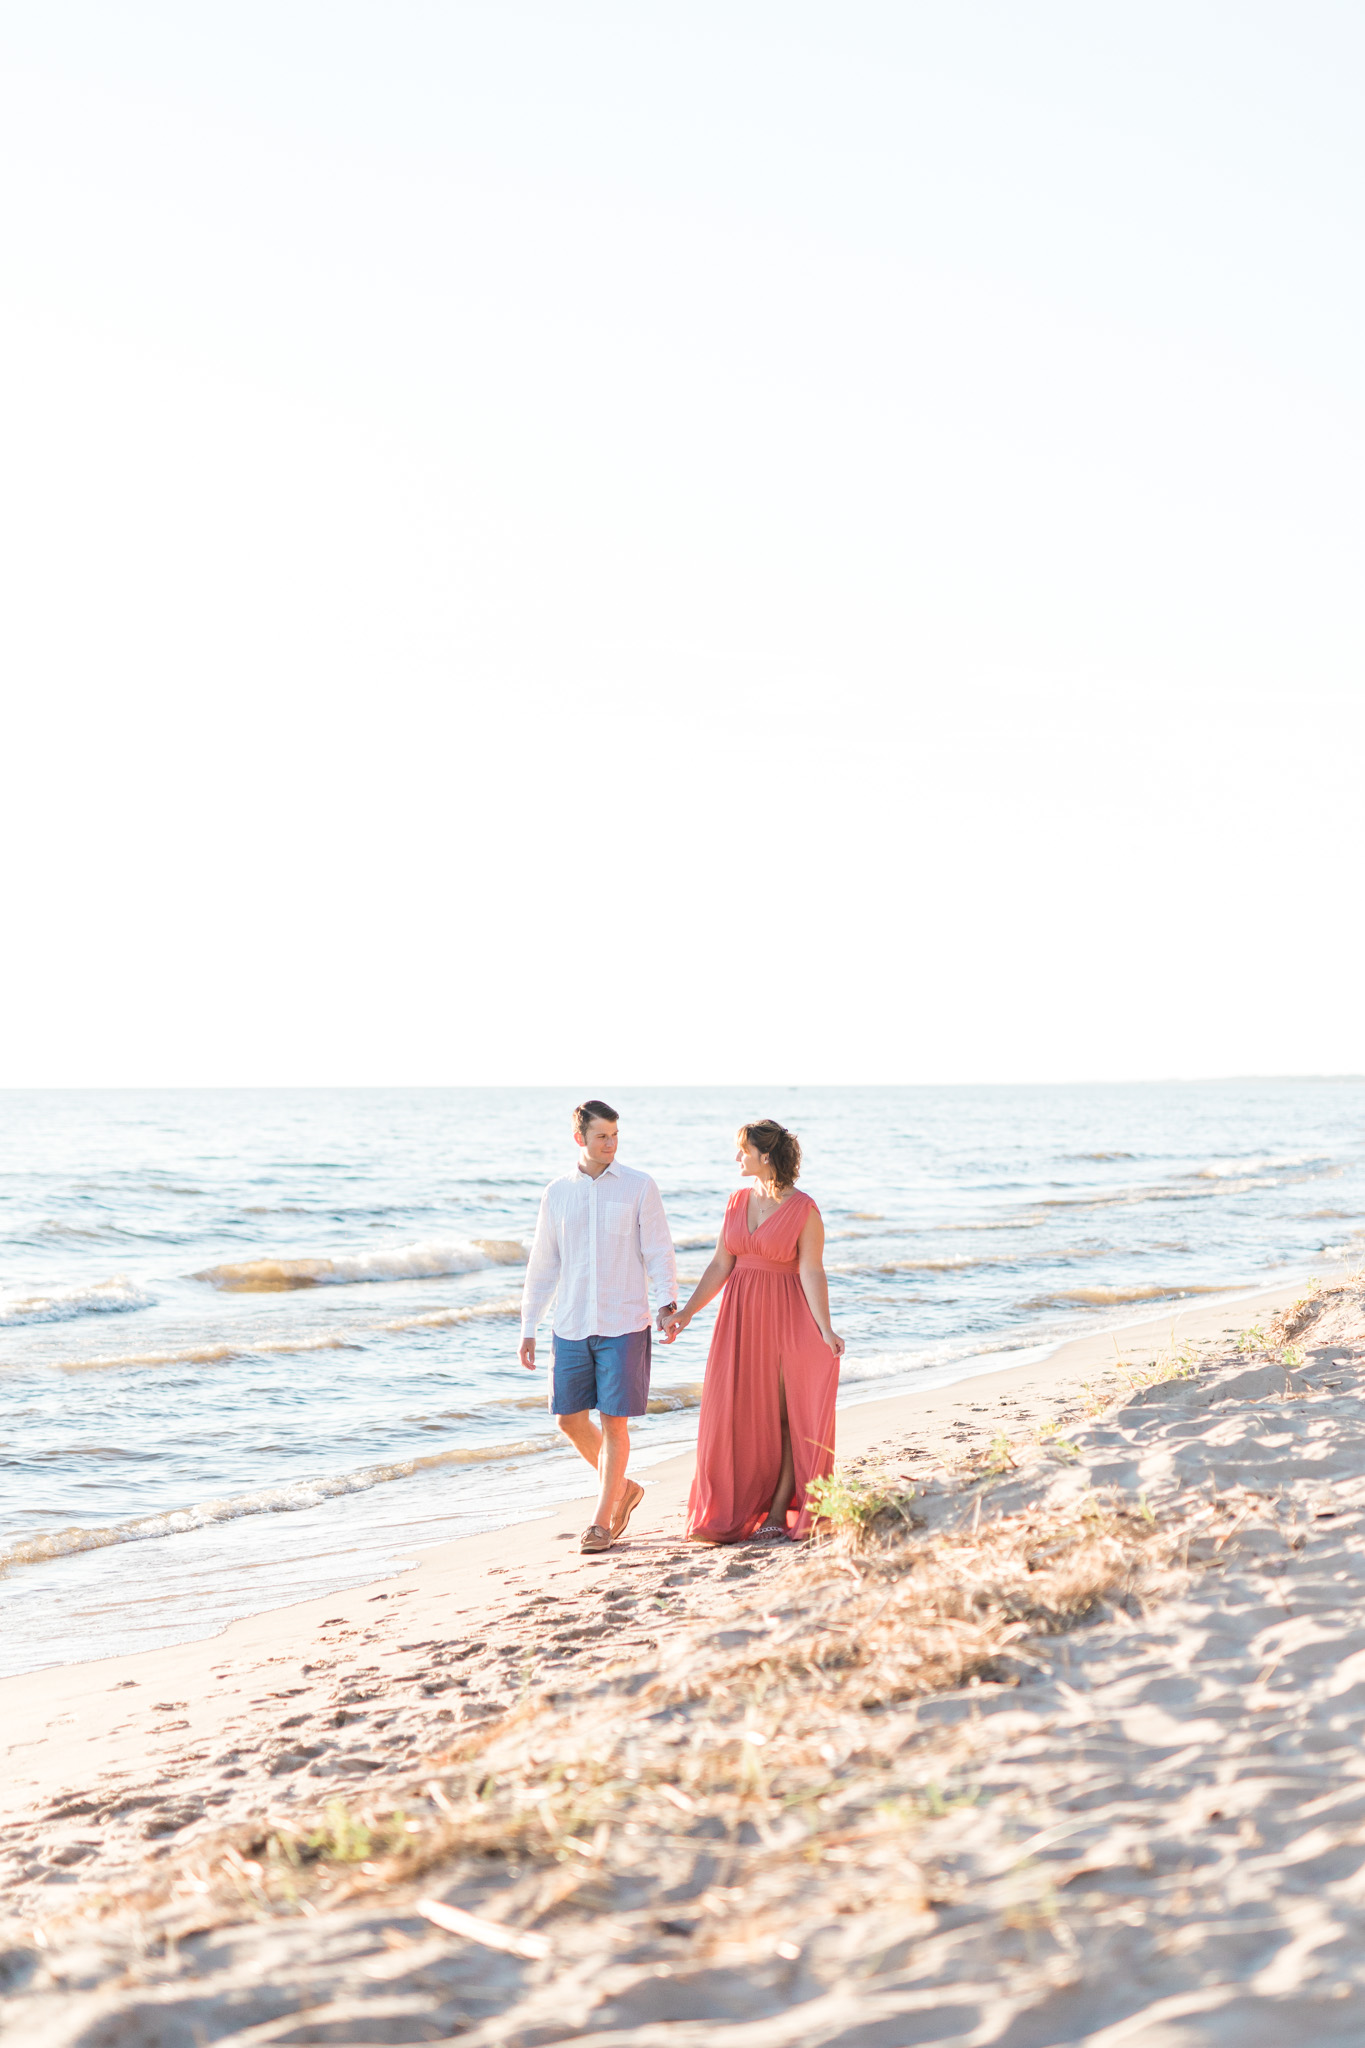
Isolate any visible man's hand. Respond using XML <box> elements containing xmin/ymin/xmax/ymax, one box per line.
<box><xmin>519</xmin><ymin>1337</ymin><xmax>536</xmax><ymax>1372</ymax></box>
<box><xmin>654</xmin><ymin>1301</ymin><xmax>677</xmax><ymax>1334</ymax></box>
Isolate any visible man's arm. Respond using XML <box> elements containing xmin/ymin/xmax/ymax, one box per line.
<box><xmin>637</xmin><ymin>1176</ymin><xmax>678</xmax><ymax>1328</ymax></box>
<box><xmin>519</xmin><ymin>1189</ymin><xmax>560</xmax><ymax>1368</ymax></box>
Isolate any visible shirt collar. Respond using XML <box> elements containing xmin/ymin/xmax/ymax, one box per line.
<box><xmin>576</xmin><ymin>1159</ymin><xmax>621</xmax><ymax>1180</ymax></box>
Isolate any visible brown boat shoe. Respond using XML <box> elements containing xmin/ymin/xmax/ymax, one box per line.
<box><xmin>579</xmin><ymin>1524</ymin><xmax>612</xmax><ymax>1553</ymax></box>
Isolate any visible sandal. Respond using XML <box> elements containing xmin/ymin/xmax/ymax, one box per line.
<box><xmin>579</xmin><ymin>1524</ymin><xmax>612</xmax><ymax>1554</ymax></box>
<box><xmin>610</xmin><ymin>1480</ymin><xmax>645</xmax><ymax>1540</ymax></box>
<box><xmin>749</xmin><ymin>1524</ymin><xmax>790</xmax><ymax>1543</ymax></box>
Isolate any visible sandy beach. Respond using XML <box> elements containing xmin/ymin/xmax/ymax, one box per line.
<box><xmin>4</xmin><ymin>1272</ymin><xmax>1363</xmax><ymax>2044</ymax></box>
<box><xmin>7</xmin><ymin>0</ymin><xmax>1364</xmax><ymax>2038</ymax></box>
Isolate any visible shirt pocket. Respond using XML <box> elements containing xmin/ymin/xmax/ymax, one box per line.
<box><xmin>600</xmin><ymin>1201</ymin><xmax>634</xmax><ymax>1239</ymax></box>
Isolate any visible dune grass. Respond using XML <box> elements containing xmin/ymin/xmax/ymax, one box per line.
<box><xmin>177</xmin><ymin>1484</ymin><xmax>1190</xmax><ymax>1929</ymax></box>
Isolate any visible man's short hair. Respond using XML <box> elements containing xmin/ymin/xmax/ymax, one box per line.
<box><xmin>573</xmin><ymin>1098</ymin><xmax>619</xmax><ymax>1138</ymax></box>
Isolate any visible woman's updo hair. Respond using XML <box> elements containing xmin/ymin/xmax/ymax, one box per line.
<box><xmin>739</xmin><ymin>1119</ymin><xmax>801</xmax><ymax>1188</ymax></box>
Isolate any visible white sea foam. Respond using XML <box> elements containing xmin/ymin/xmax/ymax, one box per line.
<box><xmin>828</xmin><ymin>1251</ymin><xmax>1054</xmax><ymax>1277</ymax></box>
<box><xmin>0</xmin><ymin>1435</ymin><xmax>556</xmax><ymax>1574</ymax></box>
<box><xmin>195</xmin><ymin>1237</ymin><xmax>527</xmax><ymax>1291</ymax></box>
<box><xmin>382</xmin><ymin>1296</ymin><xmax>523</xmax><ymax>1332</ymax></box>
<box><xmin>0</xmin><ymin>1276</ymin><xmax>154</xmax><ymax>1328</ymax></box>
<box><xmin>1195</xmin><ymin>1153</ymin><xmax>1322</xmax><ymax>1180</ymax></box>
<box><xmin>835</xmin><ymin>1338</ymin><xmax>1064</xmax><ymax>1395</ymax></box>
<box><xmin>1038</xmin><ymin>1179</ymin><xmax>1272</xmax><ymax>1212</ymax></box>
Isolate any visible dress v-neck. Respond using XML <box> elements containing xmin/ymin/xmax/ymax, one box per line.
<box><xmin>745</xmin><ymin>1189</ymin><xmax>802</xmax><ymax>1237</ymax></box>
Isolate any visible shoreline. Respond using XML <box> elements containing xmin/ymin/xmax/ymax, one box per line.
<box><xmin>0</xmin><ymin>1275</ymin><xmax>1310</xmax><ymax>1823</ymax></box>
<box><xmin>7</xmin><ymin>1268</ymin><xmax>1363</xmax><ymax>2041</ymax></box>
<box><xmin>1</xmin><ymin>1273</ymin><xmax>1319</xmax><ymax>1687</ymax></box>
<box><xmin>1</xmin><ymin>1272</ymin><xmax>1318</xmax><ymax>1684</ymax></box>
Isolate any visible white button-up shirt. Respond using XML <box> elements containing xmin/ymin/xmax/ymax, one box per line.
<box><xmin>520</xmin><ymin>1160</ymin><xmax>678</xmax><ymax>1341</ymax></box>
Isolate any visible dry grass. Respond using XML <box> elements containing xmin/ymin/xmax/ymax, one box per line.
<box><xmin>1270</xmin><ymin>1283</ymin><xmax>1331</xmax><ymax>1347</ymax></box>
<box><xmin>136</xmin><ymin>1487</ymin><xmax>1191</xmax><ymax>1937</ymax></box>
<box><xmin>638</xmin><ymin>1492</ymin><xmax>1168</xmax><ymax>1713</ymax></box>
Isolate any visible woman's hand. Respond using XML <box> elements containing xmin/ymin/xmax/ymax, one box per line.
<box><xmin>797</xmin><ymin>1207</ymin><xmax>843</xmax><ymax>1363</ymax></box>
<box><xmin>663</xmin><ymin>1229</ymin><xmax>735</xmax><ymax>1343</ymax></box>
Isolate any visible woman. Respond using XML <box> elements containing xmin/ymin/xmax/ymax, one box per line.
<box><xmin>663</xmin><ymin>1120</ymin><xmax>844</xmax><ymax>1543</ymax></box>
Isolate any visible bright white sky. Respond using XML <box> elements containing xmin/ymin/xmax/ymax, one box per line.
<box><xmin>2</xmin><ymin>3</ymin><xmax>1362</xmax><ymax>1086</ymax></box>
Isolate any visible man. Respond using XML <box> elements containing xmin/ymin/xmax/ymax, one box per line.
<box><xmin>519</xmin><ymin>1099</ymin><xmax>678</xmax><ymax>1553</ymax></box>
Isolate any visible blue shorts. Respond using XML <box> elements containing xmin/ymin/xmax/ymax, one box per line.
<box><xmin>550</xmin><ymin>1329</ymin><xmax>652</xmax><ymax>1417</ymax></box>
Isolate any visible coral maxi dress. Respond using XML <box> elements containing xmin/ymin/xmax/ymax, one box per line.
<box><xmin>686</xmin><ymin>1187</ymin><xmax>839</xmax><ymax>1543</ymax></box>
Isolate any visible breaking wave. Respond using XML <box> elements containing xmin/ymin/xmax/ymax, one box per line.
<box><xmin>0</xmin><ymin>1276</ymin><xmax>154</xmax><ymax>1328</ymax></box>
<box><xmin>0</xmin><ymin>1436</ymin><xmax>557</xmax><ymax>1574</ymax></box>
<box><xmin>1042</xmin><ymin>1160</ymin><xmax>1338</xmax><ymax>1214</ymax></box>
<box><xmin>32</xmin><ymin>1304</ymin><xmax>526</xmax><ymax>1370</ymax></box>
<box><xmin>1026</xmin><ymin>1283</ymin><xmax>1236</xmax><ymax>1309</ymax></box>
<box><xmin>832</xmin><ymin>1337</ymin><xmax>1063</xmax><ymax>1391</ymax></box>
<box><xmin>828</xmin><ymin>1253</ymin><xmax>1009</xmax><ymax>1278</ymax></box>
<box><xmin>195</xmin><ymin>1238</ymin><xmax>527</xmax><ymax>1291</ymax></box>
<box><xmin>1040</xmin><ymin>1181</ymin><xmax>1262</xmax><ymax>1212</ymax></box>
<box><xmin>936</xmin><ymin>1216</ymin><xmax>1046</xmax><ymax>1232</ymax></box>
<box><xmin>1194</xmin><ymin>1153</ymin><xmax>1326</xmax><ymax>1180</ymax></box>
<box><xmin>456</xmin><ymin>1384</ymin><xmax>703</xmax><ymax>1417</ymax></box>
<box><xmin>829</xmin><ymin>1250</ymin><xmax>1104</xmax><ymax>1277</ymax></box>
<box><xmin>52</xmin><ymin>1334</ymin><xmax>358</xmax><ymax>1375</ymax></box>
<box><xmin>382</xmin><ymin>1297</ymin><xmax>523</xmax><ymax>1332</ymax></box>
<box><xmin>646</xmin><ymin>1382</ymin><xmax>705</xmax><ymax>1414</ymax></box>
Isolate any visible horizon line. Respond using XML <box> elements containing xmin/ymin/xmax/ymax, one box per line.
<box><xmin>0</xmin><ymin>1074</ymin><xmax>1362</xmax><ymax>1093</ymax></box>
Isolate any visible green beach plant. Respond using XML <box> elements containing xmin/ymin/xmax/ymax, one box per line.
<box><xmin>1114</xmin><ymin>1332</ymin><xmax>1199</xmax><ymax>1393</ymax></box>
<box><xmin>306</xmin><ymin>1800</ymin><xmax>376</xmax><ymax>1863</ymax></box>
<box><xmin>806</xmin><ymin>1465</ymin><xmax>918</xmax><ymax>1543</ymax></box>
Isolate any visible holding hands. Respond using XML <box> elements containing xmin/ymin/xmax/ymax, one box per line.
<box><xmin>658</xmin><ymin>1303</ymin><xmax>842</xmax><ymax>1356</ymax></box>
